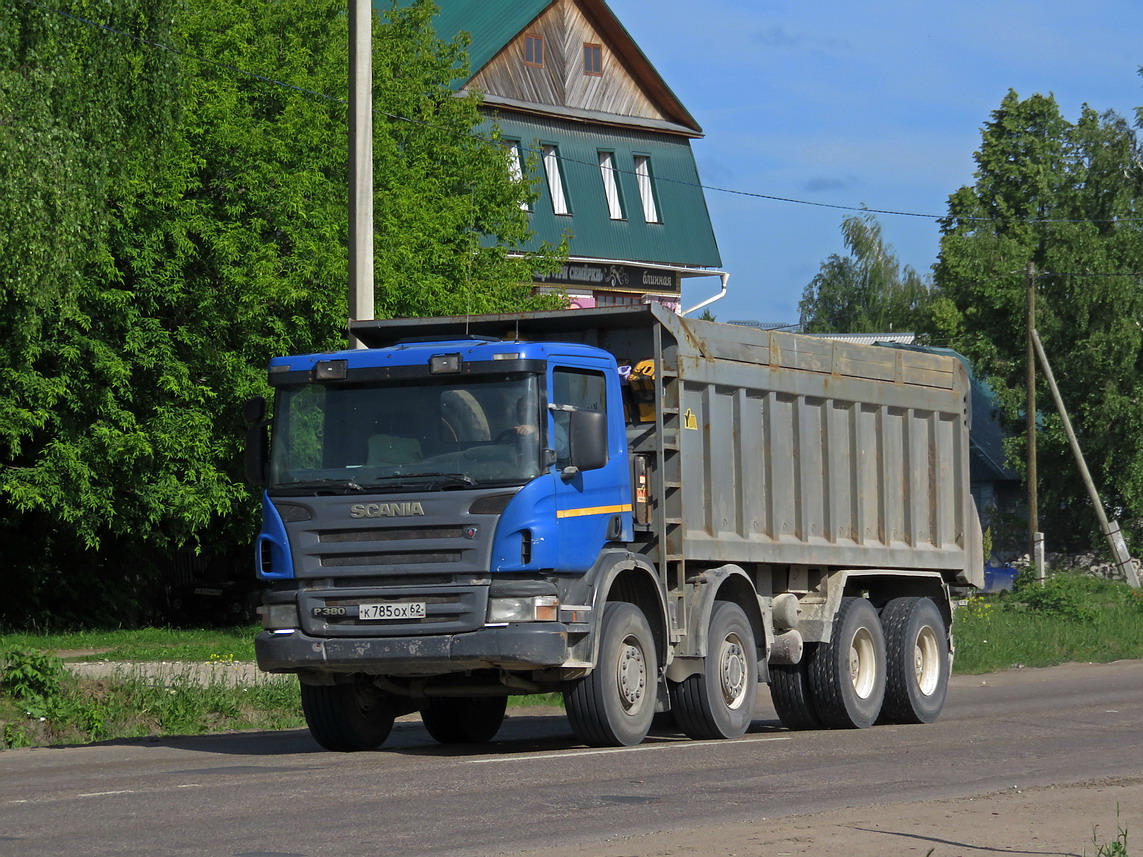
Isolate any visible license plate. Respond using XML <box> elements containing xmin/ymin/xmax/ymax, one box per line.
<box><xmin>358</xmin><ymin>602</ymin><xmax>426</xmax><ymax>621</ymax></box>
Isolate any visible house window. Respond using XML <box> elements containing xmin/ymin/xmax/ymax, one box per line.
<box><xmin>505</xmin><ymin>140</ymin><xmax>529</xmax><ymax>211</ymax></box>
<box><xmin>583</xmin><ymin>43</ymin><xmax>602</xmax><ymax>76</ymax></box>
<box><xmin>524</xmin><ymin>34</ymin><xmax>544</xmax><ymax>67</ymax></box>
<box><xmin>598</xmin><ymin>152</ymin><xmax>624</xmax><ymax>220</ymax></box>
<box><xmin>634</xmin><ymin>155</ymin><xmax>660</xmax><ymax>223</ymax></box>
<box><xmin>542</xmin><ymin>145</ymin><xmax>570</xmax><ymax>215</ymax></box>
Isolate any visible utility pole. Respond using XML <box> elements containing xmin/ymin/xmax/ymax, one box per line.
<box><xmin>348</xmin><ymin>0</ymin><xmax>373</xmax><ymax>349</ymax></box>
<box><xmin>1025</xmin><ymin>261</ymin><xmax>1039</xmax><ymax>572</ymax></box>
<box><xmin>1030</xmin><ymin>330</ymin><xmax>1139</xmax><ymax>588</ymax></box>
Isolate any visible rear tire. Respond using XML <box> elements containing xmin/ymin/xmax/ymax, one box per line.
<box><xmin>671</xmin><ymin>602</ymin><xmax>757</xmax><ymax>740</ymax></box>
<box><xmin>421</xmin><ymin>696</ymin><xmax>507</xmax><ymax>744</ymax></box>
<box><xmin>807</xmin><ymin>597</ymin><xmax>886</xmax><ymax>728</ymax></box>
<box><xmin>300</xmin><ymin>676</ymin><xmax>396</xmax><ymax>751</ymax></box>
<box><xmin>564</xmin><ymin>602</ymin><xmax>657</xmax><ymax>747</ymax></box>
<box><xmin>879</xmin><ymin>597</ymin><xmax>949</xmax><ymax>724</ymax></box>
<box><xmin>769</xmin><ymin>644</ymin><xmax>821</xmax><ymax>730</ymax></box>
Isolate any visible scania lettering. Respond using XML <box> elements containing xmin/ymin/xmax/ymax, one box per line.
<box><xmin>245</xmin><ymin>306</ymin><xmax>983</xmax><ymax>751</ymax></box>
<box><xmin>349</xmin><ymin>502</ymin><xmax>426</xmax><ymax>519</ymax></box>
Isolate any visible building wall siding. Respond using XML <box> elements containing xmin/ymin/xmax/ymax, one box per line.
<box><xmin>470</xmin><ymin>0</ymin><xmax>665</xmax><ymax>122</ymax></box>
<box><xmin>492</xmin><ymin>112</ymin><xmax>721</xmax><ymax>267</ymax></box>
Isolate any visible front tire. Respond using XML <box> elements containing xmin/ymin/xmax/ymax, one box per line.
<box><xmin>671</xmin><ymin>602</ymin><xmax>757</xmax><ymax>740</ymax></box>
<box><xmin>421</xmin><ymin>696</ymin><xmax>507</xmax><ymax>744</ymax></box>
<box><xmin>300</xmin><ymin>676</ymin><xmax>396</xmax><ymax>751</ymax></box>
<box><xmin>564</xmin><ymin>602</ymin><xmax>657</xmax><ymax>747</ymax></box>
<box><xmin>807</xmin><ymin>597</ymin><xmax>886</xmax><ymax>728</ymax></box>
<box><xmin>879</xmin><ymin>597</ymin><xmax>949</xmax><ymax>724</ymax></box>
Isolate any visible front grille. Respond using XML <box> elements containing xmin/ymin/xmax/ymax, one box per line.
<box><xmin>283</xmin><ymin>493</ymin><xmax>497</xmax><ymax>580</ymax></box>
<box><xmin>319</xmin><ymin>526</ymin><xmax>465</xmax><ymax>543</ymax></box>
<box><xmin>320</xmin><ymin>551</ymin><xmax>462</xmax><ymax>567</ymax></box>
<box><xmin>298</xmin><ymin>585</ymin><xmax>488</xmax><ymax>637</ymax></box>
<box><xmin>324</xmin><ymin>575</ymin><xmax>460</xmax><ymax>588</ymax></box>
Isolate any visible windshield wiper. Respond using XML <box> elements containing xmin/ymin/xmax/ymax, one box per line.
<box><xmin>372</xmin><ymin>472</ymin><xmax>477</xmax><ymax>490</ymax></box>
<box><xmin>272</xmin><ymin>478</ymin><xmax>365</xmax><ymax>493</ymax></box>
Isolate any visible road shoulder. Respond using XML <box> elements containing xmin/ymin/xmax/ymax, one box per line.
<box><xmin>499</xmin><ymin>776</ymin><xmax>1142</xmax><ymax>857</ymax></box>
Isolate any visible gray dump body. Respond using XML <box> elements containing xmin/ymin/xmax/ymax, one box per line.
<box><xmin>352</xmin><ymin>304</ymin><xmax>983</xmax><ymax>588</ymax></box>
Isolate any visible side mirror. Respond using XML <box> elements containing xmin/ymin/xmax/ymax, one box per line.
<box><xmin>568</xmin><ymin>409</ymin><xmax>608</xmax><ymax>472</ymax></box>
<box><xmin>243</xmin><ymin>395</ymin><xmax>266</xmax><ymax>424</ymax></box>
<box><xmin>243</xmin><ymin>396</ymin><xmax>269</xmax><ymax>487</ymax></box>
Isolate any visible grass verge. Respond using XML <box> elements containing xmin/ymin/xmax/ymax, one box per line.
<box><xmin>0</xmin><ymin>625</ymin><xmax>257</xmax><ymax>662</ymax></box>
<box><xmin>953</xmin><ymin>572</ymin><xmax>1143</xmax><ymax>674</ymax></box>
<box><xmin>0</xmin><ymin>648</ymin><xmax>302</xmax><ymax>748</ymax></box>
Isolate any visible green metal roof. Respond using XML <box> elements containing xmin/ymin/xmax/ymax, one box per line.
<box><xmin>435</xmin><ymin>1</ymin><xmax>550</xmax><ymax>75</ymax></box>
<box><xmin>385</xmin><ymin>1</ymin><xmax>551</xmax><ymax>84</ymax></box>
<box><xmin>494</xmin><ymin>111</ymin><xmax>721</xmax><ymax>267</ymax></box>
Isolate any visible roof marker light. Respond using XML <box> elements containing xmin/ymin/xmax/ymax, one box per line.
<box><xmin>430</xmin><ymin>353</ymin><xmax>462</xmax><ymax>374</ymax></box>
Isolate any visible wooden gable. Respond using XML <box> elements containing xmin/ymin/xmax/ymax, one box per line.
<box><xmin>467</xmin><ymin>0</ymin><xmax>670</xmax><ymax>127</ymax></box>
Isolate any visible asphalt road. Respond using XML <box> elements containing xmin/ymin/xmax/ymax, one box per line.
<box><xmin>1</xmin><ymin>660</ymin><xmax>1141</xmax><ymax>857</ymax></box>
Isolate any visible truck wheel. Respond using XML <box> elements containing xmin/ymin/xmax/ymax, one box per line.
<box><xmin>807</xmin><ymin>597</ymin><xmax>886</xmax><ymax>729</ymax></box>
<box><xmin>420</xmin><ymin>696</ymin><xmax>507</xmax><ymax>744</ymax></box>
<box><xmin>564</xmin><ymin>601</ymin><xmax>657</xmax><ymax>747</ymax></box>
<box><xmin>300</xmin><ymin>676</ymin><xmax>396</xmax><ymax>751</ymax></box>
<box><xmin>878</xmin><ymin>597</ymin><xmax>949</xmax><ymax>724</ymax></box>
<box><xmin>671</xmin><ymin>602</ymin><xmax>757</xmax><ymax>740</ymax></box>
<box><xmin>769</xmin><ymin>644</ymin><xmax>821</xmax><ymax>730</ymax></box>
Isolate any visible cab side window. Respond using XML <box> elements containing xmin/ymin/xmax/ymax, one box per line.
<box><xmin>551</xmin><ymin>368</ymin><xmax>606</xmax><ymax>467</ymax></box>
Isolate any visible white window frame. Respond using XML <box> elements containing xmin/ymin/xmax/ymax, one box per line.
<box><xmin>634</xmin><ymin>154</ymin><xmax>660</xmax><ymax>223</ymax></box>
<box><xmin>598</xmin><ymin>151</ymin><xmax>623</xmax><ymax>220</ymax></box>
<box><xmin>505</xmin><ymin>141</ymin><xmax>529</xmax><ymax>211</ymax></box>
<box><xmin>543</xmin><ymin>145</ymin><xmax>570</xmax><ymax>215</ymax></box>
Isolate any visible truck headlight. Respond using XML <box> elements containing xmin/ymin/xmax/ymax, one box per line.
<box><xmin>259</xmin><ymin>602</ymin><xmax>298</xmax><ymax>630</ymax></box>
<box><xmin>488</xmin><ymin>595</ymin><xmax>559</xmax><ymax>623</ymax></box>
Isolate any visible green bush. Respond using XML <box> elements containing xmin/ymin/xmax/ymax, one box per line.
<box><xmin>1015</xmin><ymin>574</ymin><xmax>1099</xmax><ymax>622</ymax></box>
<box><xmin>954</xmin><ymin>573</ymin><xmax>1143</xmax><ymax>674</ymax></box>
<box><xmin>1</xmin><ymin>648</ymin><xmax>65</xmax><ymax>702</ymax></box>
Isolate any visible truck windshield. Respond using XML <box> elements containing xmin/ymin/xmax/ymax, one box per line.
<box><xmin>269</xmin><ymin>374</ymin><xmax>542</xmax><ymax>493</ymax></box>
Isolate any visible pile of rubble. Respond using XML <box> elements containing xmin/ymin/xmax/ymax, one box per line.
<box><xmin>1006</xmin><ymin>551</ymin><xmax>1143</xmax><ymax>584</ymax></box>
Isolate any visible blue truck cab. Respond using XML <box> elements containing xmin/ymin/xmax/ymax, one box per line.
<box><xmin>249</xmin><ymin>325</ymin><xmax>643</xmax><ymax>748</ymax></box>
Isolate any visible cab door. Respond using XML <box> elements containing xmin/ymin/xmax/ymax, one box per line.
<box><xmin>548</xmin><ymin>362</ymin><xmax>632</xmax><ymax>571</ymax></box>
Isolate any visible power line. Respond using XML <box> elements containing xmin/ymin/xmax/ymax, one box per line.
<box><xmin>20</xmin><ymin>0</ymin><xmax>1143</xmax><ymax>227</ymax></box>
<box><xmin>1041</xmin><ymin>271</ymin><xmax>1143</xmax><ymax>277</ymax></box>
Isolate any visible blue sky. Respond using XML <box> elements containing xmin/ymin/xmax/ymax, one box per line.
<box><xmin>605</xmin><ymin>0</ymin><xmax>1143</xmax><ymax>325</ymax></box>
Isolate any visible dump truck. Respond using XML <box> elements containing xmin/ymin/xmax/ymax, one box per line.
<box><xmin>245</xmin><ymin>305</ymin><xmax>983</xmax><ymax>750</ymax></box>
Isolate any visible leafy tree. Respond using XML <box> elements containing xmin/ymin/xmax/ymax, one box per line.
<box><xmin>925</xmin><ymin>89</ymin><xmax>1143</xmax><ymax>551</ymax></box>
<box><xmin>0</xmin><ymin>0</ymin><xmax>179</xmax><ymax>475</ymax></box>
<box><xmin>0</xmin><ymin>0</ymin><xmax>561</xmax><ymax>625</ymax></box>
<box><xmin>0</xmin><ymin>0</ymin><xmax>182</xmax><ymax>624</ymax></box>
<box><xmin>798</xmin><ymin>213</ymin><xmax>932</xmax><ymax>333</ymax></box>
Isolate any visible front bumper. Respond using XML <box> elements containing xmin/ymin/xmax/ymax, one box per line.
<box><xmin>255</xmin><ymin>623</ymin><xmax>570</xmax><ymax>676</ymax></box>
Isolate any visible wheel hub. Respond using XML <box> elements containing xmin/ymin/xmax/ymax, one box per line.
<box><xmin>720</xmin><ymin>636</ymin><xmax>748</xmax><ymax>709</ymax></box>
<box><xmin>913</xmin><ymin>625</ymin><xmax>940</xmax><ymax>695</ymax></box>
<box><xmin>617</xmin><ymin>636</ymin><xmax>647</xmax><ymax>710</ymax></box>
<box><xmin>849</xmin><ymin>627</ymin><xmax>877</xmax><ymax>699</ymax></box>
